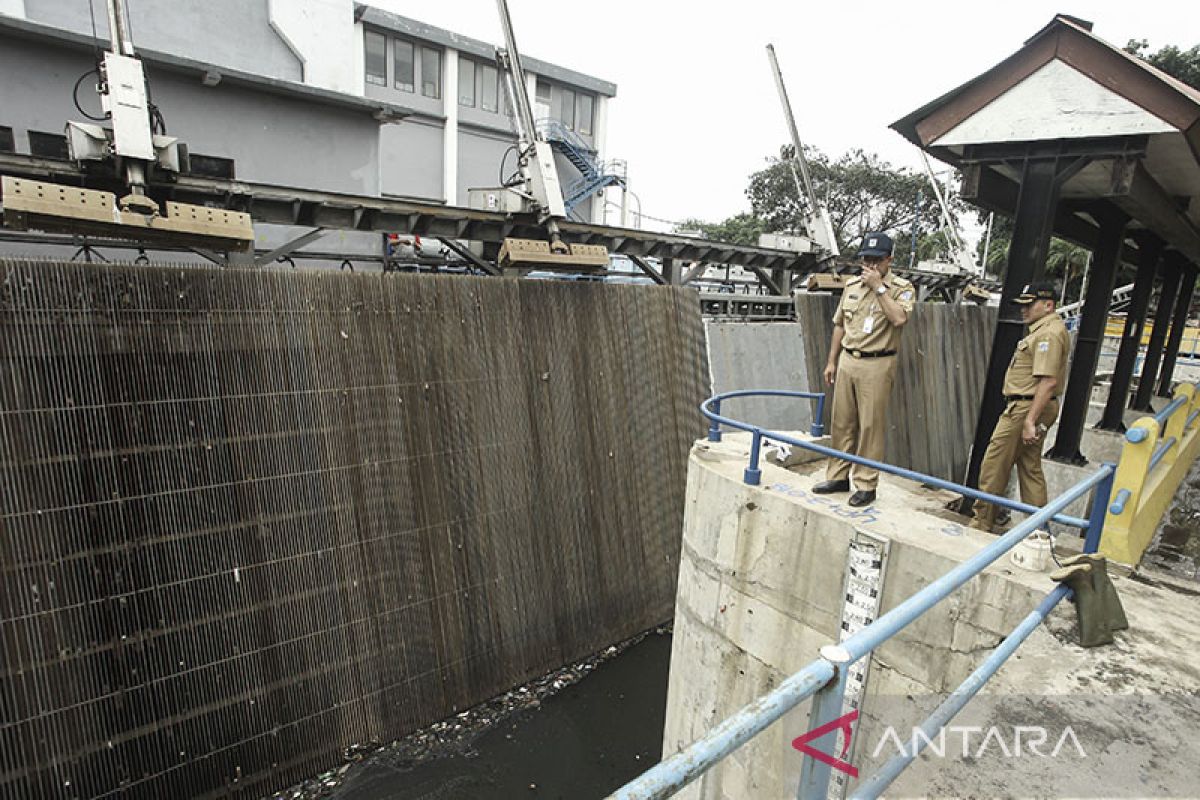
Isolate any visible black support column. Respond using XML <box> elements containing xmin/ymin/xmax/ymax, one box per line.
<box><xmin>961</xmin><ymin>149</ymin><xmax>1087</xmax><ymax>499</ymax></box>
<box><xmin>1132</xmin><ymin>258</ymin><xmax>1182</xmax><ymax>410</ymax></box>
<box><xmin>1048</xmin><ymin>208</ymin><xmax>1127</xmax><ymax>463</ymax></box>
<box><xmin>662</xmin><ymin>257</ymin><xmax>679</xmax><ymax>285</ymax></box>
<box><xmin>1098</xmin><ymin>235</ymin><xmax>1162</xmax><ymax>430</ymax></box>
<box><xmin>1156</xmin><ymin>259</ymin><xmax>1198</xmax><ymax>396</ymax></box>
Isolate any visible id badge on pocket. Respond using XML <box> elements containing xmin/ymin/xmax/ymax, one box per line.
<box><xmin>863</xmin><ymin>315</ymin><xmax>875</xmax><ymax>334</ymax></box>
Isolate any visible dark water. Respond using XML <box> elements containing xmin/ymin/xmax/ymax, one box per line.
<box><xmin>330</xmin><ymin>633</ymin><xmax>673</xmax><ymax>800</ymax></box>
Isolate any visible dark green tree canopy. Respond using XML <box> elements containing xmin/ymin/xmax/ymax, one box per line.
<box><xmin>676</xmin><ymin>145</ymin><xmax>970</xmax><ymax>261</ymax></box>
<box><xmin>1124</xmin><ymin>39</ymin><xmax>1200</xmax><ymax>89</ymax></box>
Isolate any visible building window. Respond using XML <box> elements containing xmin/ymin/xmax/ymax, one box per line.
<box><xmin>577</xmin><ymin>93</ymin><xmax>594</xmax><ymax>136</ymax></box>
<box><xmin>0</xmin><ymin>126</ymin><xmax>14</xmax><ymax>153</ymax></box>
<box><xmin>555</xmin><ymin>87</ymin><xmax>575</xmax><ymax>130</ymax></box>
<box><xmin>421</xmin><ymin>47</ymin><xmax>441</xmax><ymax>99</ymax></box>
<box><xmin>458</xmin><ymin>58</ymin><xmax>476</xmax><ymax>107</ymax></box>
<box><xmin>395</xmin><ymin>39</ymin><xmax>415</xmax><ymax>92</ymax></box>
<box><xmin>479</xmin><ymin>64</ymin><xmax>499</xmax><ymax>113</ymax></box>
<box><xmin>28</xmin><ymin>131</ymin><xmax>69</xmax><ymax>159</ymax></box>
<box><xmin>187</xmin><ymin>154</ymin><xmax>236</xmax><ymax>179</ymax></box>
<box><xmin>365</xmin><ymin>31</ymin><xmax>387</xmax><ymax>86</ymax></box>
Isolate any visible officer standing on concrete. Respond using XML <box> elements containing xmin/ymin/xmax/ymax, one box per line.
<box><xmin>813</xmin><ymin>232</ymin><xmax>915</xmax><ymax>507</ymax></box>
<box><xmin>971</xmin><ymin>281</ymin><xmax>1071</xmax><ymax>532</ymax></box>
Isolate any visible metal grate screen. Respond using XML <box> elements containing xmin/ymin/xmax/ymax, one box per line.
<box><xmin>0</xmin><ymin>260</ymin><xmax>709</xmax><ymax>798</ymax></box>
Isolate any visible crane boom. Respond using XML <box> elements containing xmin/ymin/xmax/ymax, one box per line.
<box><xmin>765</xmin><ymin>44</ymin><xmax>839</xmax><ymax>259</ymax></box>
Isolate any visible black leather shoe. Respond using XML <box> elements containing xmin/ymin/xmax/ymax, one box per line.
<box><xmin>812</xmin><ymin>479</ymin><xmax>851</xmax><ymax>494</ymax></box>
<box><xmin>848</xmin><ymin>490</ymin><xmax>876</xmax><ymax>507</ymax></box>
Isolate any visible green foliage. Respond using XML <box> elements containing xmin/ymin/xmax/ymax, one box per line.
<box><xmin>744</xmin><ymin>146</ymin><xmax>966</xmax><ymax>253</ymax></box>
<box><xmin>1124</xmin><ymin>39</ymin><xmax>1200</xmax><ymax>89</ymax></box>
<box><xmin>679</xmin><ymin>145</ymin><xmax>973</xmax><ymax>257</ymax></box>
<box><xmin>673</xmin><ymin>213</ymin><xmax>766</xmax><ymax>246</ymax></box>
<box><xmin>974</xmin><ymin>213</ymin><xmax>1092</xmax><ymax>301</ymax></box>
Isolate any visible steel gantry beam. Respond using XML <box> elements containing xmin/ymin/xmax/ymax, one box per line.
<box><xmin>0</xmin><ymin>153</ymin><xmax>820</xmax><ymax>275</ymax></box>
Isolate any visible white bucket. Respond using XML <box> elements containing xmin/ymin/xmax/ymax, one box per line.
<box><xmin>1010</xmin><ymin>531</ymin><xmax>1054</xmax><ymax>572</ymax></box>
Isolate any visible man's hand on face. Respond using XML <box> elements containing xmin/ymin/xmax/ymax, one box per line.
<box><xmin>861</xmin><ymin>263</ymin><xmax>883</xmax><ymax>291</ymax></box>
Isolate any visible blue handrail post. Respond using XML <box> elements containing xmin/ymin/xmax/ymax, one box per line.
<box><xmin>796</xmin><ymin>645</ymin><xmax>853</xmax><ymax>800</ymax></box>
<box><xmin>1083</xmin><ymin>464</ymin><xmax>1116</xmax><ymax>553</ymax></box>
<box><xmin>708</xmin><ymin>399</ymin><xmax>723</xmax><ymax>442</ymax></box>
<box><xmin>810</xmin><ymin>395</ymin><xmax>826</xmax><ymax>438</ymax></box>
<box><xmin>745</xmin><ymin>431</ymin><xmax>763</xmax><ymax>485</ymax></box>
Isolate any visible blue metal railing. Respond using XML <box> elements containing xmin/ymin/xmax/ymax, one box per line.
<box><xmin>703</xmin><ymin>390</ymin><xmax>1092</xmax><ymax>529</ymax></box>
<box><xmin>608</xmin><ymin>391</ymin><xmax>1116</xmax><ymax>800</ymax></box>
<box><xmin>1110</xmin><ymin>488</ymin><xmax>1132</xmax><ymax>514</ymax></box>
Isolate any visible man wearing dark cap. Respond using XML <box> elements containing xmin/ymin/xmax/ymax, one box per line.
<box><xmin>971</xmin><ymin>281</ymin><xmax>1071</xmax><ymax>532</ymax></box>
<box><xmin>813</xmin><ymin>232</ymin><xmax>915</xmax><ymax>507</ymax></box>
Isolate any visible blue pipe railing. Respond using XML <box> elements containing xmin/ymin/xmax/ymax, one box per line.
<box><xmin>609</xmin><ymin>392</ymin><xmax>1116</xmax><ymax>800</ymax></box>
<box><xmin>1109</xmin><ymin>488</ymin><xmax>1132</xmax><ymax>515</ymax></box>
<box><xmin>1153</xmin><ymin>394</ymin><xmax>1188</xmax><ymax>428</ymax></box>
<box><xmin>1149</xmin><ymin>436</ymin><xmax>1177</xmax><ymax>470</ymax></box>
<box><xmin>703</xmin><ymin>390</ymin><xmax>1091</xmax><ymax>529</ymax></box>
<box><xmin>848</xmin><ymin>584</ymin><xmax>1071</xmax><ymax>799</ymax></box>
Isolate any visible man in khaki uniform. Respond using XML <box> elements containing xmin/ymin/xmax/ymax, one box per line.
<box><xmin>813</xmin><ymin>232</ymin><xmax>915</xmax><ymax>507</ymax></box>
<box><xmin>971</xmin><ymin>281</ymin><xmax>1071</xmax><ymax>532</ymax></box>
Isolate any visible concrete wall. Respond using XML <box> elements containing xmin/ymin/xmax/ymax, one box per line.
<box><xmin>381</xmin><ymin>117</ymin><xmax>444</xmax><ymax>199</ymax></box>
<box><xmin>24</xmin><ymin>0</ymin><xmax>302</xmax><ymax>81</ymax></box>
<box><xmin>267</xmin><ymin>0</ymin><xmax>359</xmax><ymax>93</ymax></box>
<box><xmin>664</xmin><ymin>436</ymin><xmax>1047</xmax><ymax>798</ymax></box>
<box><xmin>704</xmin><ymin>321</ymin><xmax>814</xmax><ymax>432</ymax></box>
<box><xmin>0</xmin><ymin>260</ymin><xmax>710</xmax><ymax>799</ymax></box>
<box><xmin>663</xmin><ymin>433</ymin><xmax>1200</xmax><ymax>797</ymax></box>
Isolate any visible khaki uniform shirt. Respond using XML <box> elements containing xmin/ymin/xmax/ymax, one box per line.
<box><xmin>833</xmin><ymin>274</ymin><xmax>916</xmax><ymax>352</ymax></box>
<box><xmin>1002</xmin><ymin>312</ymin><xmax>1070</xmax><ymax>396</ymax></box>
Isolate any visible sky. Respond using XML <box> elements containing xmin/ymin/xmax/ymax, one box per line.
<box><xmin>372</xmin><ymin>1</ymin><xmax>1186</xmax><ymax>234</ymax></box>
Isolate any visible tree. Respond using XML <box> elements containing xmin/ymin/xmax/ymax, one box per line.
<box><xmin>744</xmin><ymin>146</ymin><xmax>970</xmax><ymax>255</ymax></box>
<box><xmin>974</xmin><ymin>214</ymin><xmax>1095</xmax><ymax>303</ymax></box>
<box><xmin>1124</xmin><ymin>39</ymin><xmax>1200</xmax><ymax>89</ymax></box>
<box><xmin>673</xmin><ymin>213</ymin><xmax>766</xmax><ymax>246</ymax></box>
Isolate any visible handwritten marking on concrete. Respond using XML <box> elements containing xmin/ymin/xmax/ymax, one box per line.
<box><xmin>768</xmin><ymin>482</ymin><xmax>881</xmax><ymax>524</ymax></box>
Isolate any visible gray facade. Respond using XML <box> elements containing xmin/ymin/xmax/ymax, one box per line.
<box><xmin>24</xmin><ymin>0</ymin><xmax>303</xmax><ymax>83</ymax></box>
<box><xmin>0</xmin><ymin>32</ymin><xmax>380</xmax><ymax>195</ymax></box>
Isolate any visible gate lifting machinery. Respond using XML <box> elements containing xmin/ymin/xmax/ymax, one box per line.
<box><xmin>764</xmin><ymin>44</ymin><xmax>839</xmax><ymax>263</ymax></box>
<box><xmin>477</xmin><ymin>0</ymin><xmax>609</xmax><ymax>272</ymax></box>
<box><xmin>0</xmin><ymin>0</ymin><xmax>254</xmax><ymax>251</ymax></box>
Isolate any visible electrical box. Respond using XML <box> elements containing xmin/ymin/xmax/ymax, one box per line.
<box><xmin>101</xmin><ymin>52</ymin><xmax>155</xmax><ymax>161</ymax></box>
<box><xmin>468</xmin><ymin>187</ymin><xmax>528</xmax><ymax>214</ymax></box>
<box><xmin>758</xmin><ymin>231</ymin><xmax>817</xmax><ymax>253</ymax></box>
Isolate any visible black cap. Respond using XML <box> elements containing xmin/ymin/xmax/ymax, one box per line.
<box><xmin>856</xmin><ymin>232</ymin><xmax>894</xmax><ymax>258</ymax></box>
<box><xmin>1013</xmin><ymin>281</ymin><xmax>1057</xmax><ymax>304</ymax></box>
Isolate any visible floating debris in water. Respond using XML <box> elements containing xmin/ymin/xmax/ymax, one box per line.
<box><xmin>270</xmin><ymin>624</ymin><xmax>671</xmax><ymax>799</ymax></box>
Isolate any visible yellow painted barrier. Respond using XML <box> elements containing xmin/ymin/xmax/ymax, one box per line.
<box><xmin>1104</xmin><ymin>317</ymin><xmax>1200</xmax><ymax>357</ymax></box>
<box><xmin>1101</xmin><ymin>382</ymin><xmax>1200</xmax><ymax>565</ymax></box>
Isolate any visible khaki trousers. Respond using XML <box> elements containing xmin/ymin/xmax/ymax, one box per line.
<box><xmin>972</xmin><ymin>399</ymin><xmax>1060</xmax><ymax>531</ymax></box>
<box><xmin>825</xmin><ymin>352</ymin><xmax>897</xmax><ymax>491</ymax></box>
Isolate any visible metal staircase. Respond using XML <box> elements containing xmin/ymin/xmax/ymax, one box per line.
<box><xmin>536</xmin><ymin>119</ymin><xmax>627</xmax><ymax>219</ymax></box>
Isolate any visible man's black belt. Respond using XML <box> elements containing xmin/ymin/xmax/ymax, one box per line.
<box><xmin>1004</xmin><ymin>394</ymin><xmax>1059</xmax><ymax>401</ymax></box>
<box><xmin>846</xmin><ymin>349</ymin><xmax>896</xmax><ymax>359</ymax></box>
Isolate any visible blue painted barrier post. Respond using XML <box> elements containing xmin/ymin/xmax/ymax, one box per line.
<box><xmin>810</xmin><ymin>395</ymin><xmax>826</xmax><ymax>438</ymax></box>
<box><xmin>1083</xmin><ymin>464</ymin><xmax>1116</xmax><ymax>553</ymax></box>
<box><xmin>796</xmin><ymin>645</ymin><xmax>852</xmax><ymax>800</ymax></box>
<box><xmin>708</xmin><ymin>399</ymin><xmax>723</xmax><ymax>442</ymax></box>
<box><xmin>745</xmin><ymin>431</ymin><xmax>763</xmax><ymax>485</ymax></box>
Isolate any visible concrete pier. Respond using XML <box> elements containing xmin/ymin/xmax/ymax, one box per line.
<box><xmin>662</xmin><ymin>433</ymin><xmax>1200</xmax><ymax>798</ymax></box>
